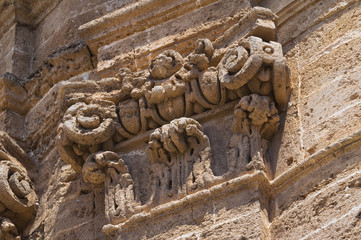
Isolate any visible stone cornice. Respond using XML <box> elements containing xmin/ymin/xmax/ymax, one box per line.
<box><xmin>79</xmin><ymin>0</ymin><xmax>227</xmax><ymax>55</ymax></box>
<box><xmin>84</xmin><ymin>5</ymin><xmax>277</xmax><ymax>78</ymax></box>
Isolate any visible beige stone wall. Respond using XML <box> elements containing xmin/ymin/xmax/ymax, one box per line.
<box><xmin>0</xmin><ymin>0</ymin><xmax>360</xmax><ymax>239</ymax></box>
<box><xmin>31</xmin><ymin>0</ymin><xmax>138</xmax><ymax>71</ymax></box>
<box><xmin>264</xmin><ymin>0</ymin><xmax>361</xmax><ymax>178</ymax></box>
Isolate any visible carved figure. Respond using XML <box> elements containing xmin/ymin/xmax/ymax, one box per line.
<box><xmin>116</xmin><ymin>36</ymin><xmax>289</xmax><ymax>141</ymax></box>
<box><xmin>149</xmin><ymin>50</ymin><xmax>184</xmax><ymax>80</ymax></box>
<box><xmin>231</xmin><ymin>94</ymin><xmax>279</xmax><ymax>171</ymax></box>
<box><xmin>54</xmin><ymin>7</ymin><xmax>291</xmax><ymax>238</ymax></box>
<box><xmin>58</xmin><ymin>35</ymin><xmax>290</xmax><ymax>174</ymax></box>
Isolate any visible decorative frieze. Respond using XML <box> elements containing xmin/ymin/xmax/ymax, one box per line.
<box><xmin>57</xmin><ymin>33</ymin><xmax>290</xmax><ymax>172</ymax></box>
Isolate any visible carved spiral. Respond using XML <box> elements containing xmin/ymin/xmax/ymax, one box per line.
<box><xmin>223</xmin><ymin>46</ymin><xmax>248</xmax><ymax>74</ymax></box>
<box><xmin>218</xmin><ymin>44</ymin><xmax>263</xmax><ymax>90</ymax></box>
<box><xmin>0</xmin><ymin>158</ymin><xmax>36</xmax><ymax>214</ymax></box>
<box><xmin>194</xmin><ymin>39</ymin><xmax>214</xmax><ymax>58</ymax></box>
<box><xmin>62</xmin><ymin>102</ymin><xmax>117</xmax><ymax>145</ymax></box>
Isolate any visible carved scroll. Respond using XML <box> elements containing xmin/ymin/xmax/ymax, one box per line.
<box><xmin>0</xmin><ymin>132</ymin><xmax>37</xmax><ymax>237</ymax></box>
<box><xmin>218</xmin><ymin>36</ymin><xmax>290</xmax><ymax>109</ymax></box>
<box><xmin>57</xmin><ymin>101</ymin><xmax>119</xmax><ymax>173</ymax></box>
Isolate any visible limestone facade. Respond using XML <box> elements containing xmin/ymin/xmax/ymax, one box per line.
<box><xmin>0</xmin><ymin>0</ymin><xmax>360</xmax><ymax>239</ymax></box>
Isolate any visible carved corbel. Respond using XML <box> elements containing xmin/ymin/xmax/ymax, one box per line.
<box><xmin>54</xmin><ymin>6</ymin><xmax>293</xmax><ymax>239</ymax></box>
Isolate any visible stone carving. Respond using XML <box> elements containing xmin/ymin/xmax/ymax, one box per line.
<box><xmin>58</xmin><ymin>35</ymin><xmax>290</xmax><ymax>173</ymax></box>
<box><xmin>228</xmin><ymin>94</ymin><xmax>279</xmax><ymax>172</ymax></box>
<box><xmin>0</xmin><ymin>157</ymin><xmax>35</xmax><ymax>212</ymax></box>
<box><xmin>148</xmin><ymin>117</ymin><xmax>214</xmax><ymax>204</ymax></box>
<box><xmin>218</xmin><ymin>36</ymin><xmax>290</xmax><ymax>109</ymax></box>
<box><xmin>149</xmin><ymin>50</ymin><xmax>184</xmax><ymax>80</ymax></box>
<box><xmin>57</xmin><ymin>101</ymin><xmax>118</xmax><ymax>173</ymax></box>
<box><xmin>0</xmin><ymin>132</ymin><xmax>37</xmax><ymax>237</ymax></box>
<box><xmin>82</xmin><ymin>151</ymin><xmax>137</xmax><ymax>224</ymax></box>
<box><xmin>56</xmin><ymin>8</ymin><xmax>290</xmax><ymax>234</ymax></box>
<box><xmin>0</xmin><ymin>217</ymin><xmax>20</xmax><ymax>240</ymax></box>
<box><xmin>81</xmin><ymin>118</ymin><xmax>214</xmax><ymax>225</ymax></box>
<box><xmin>25</xmin><ymin>41</ymin><xmax>94</xmax><ymax>106</ymax></box>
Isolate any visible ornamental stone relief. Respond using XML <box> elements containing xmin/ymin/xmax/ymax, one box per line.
<box><xmin>0</xmin><ymin>132</ymin><xmax>37</xmax><ymax>239</ymax></box>
<box><xmin>56</xmin><ymin>6</ymin><xmax>290</xmax><ymax>237</ymax></box>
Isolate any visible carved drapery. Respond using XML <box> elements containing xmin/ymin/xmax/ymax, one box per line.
<box><xmin>56</xmin><ymin>6</ymin><xmax>290</xmax><ymax>236</ymax></box>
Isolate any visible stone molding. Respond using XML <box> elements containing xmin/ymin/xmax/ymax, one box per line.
<box><xmin>83</xmin><ymin>6</ymin><xmax>278</xmax><ymax>78</ymax></box>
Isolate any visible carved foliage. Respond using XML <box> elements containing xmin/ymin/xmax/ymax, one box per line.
<box><xmin>148</xmin><ymin>118</ymin><xmax>213</xmax><ymax>204</ymax></box>
<box><xmin>80</xmin><ymin>118</ymin><xmax>213</xmax><ymax>224</ymax></box>
<box><xmin>82</xmin><ymin>151</ymin><xmax>137</xmax><ymax>224</ymax></box>
<box><xmin>58</xmin><ymin>35</ymin><xmax>290</xmax><ymax>173</ymax></box>
<box><xmin>56</xmin><ymin>13</ymin><xmax>291</xmax><ymax>231</ymax></box>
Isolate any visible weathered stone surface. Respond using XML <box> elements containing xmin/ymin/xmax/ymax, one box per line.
<box><xmin>0</xmin><ymin>0</ymin><xmax>360</xmax><ymax>239</ymax></box>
